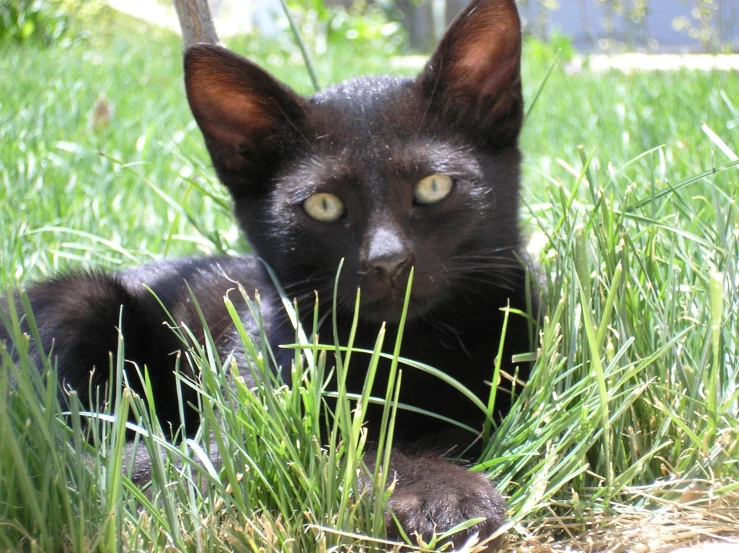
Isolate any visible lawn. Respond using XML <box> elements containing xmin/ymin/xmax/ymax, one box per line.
<box><xmin>1</xmin><ymin>8</ymin><xmax>738</xmax><ymax>553</ymax></box>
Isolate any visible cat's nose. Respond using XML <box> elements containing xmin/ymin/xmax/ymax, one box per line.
<box><xmin>363</xmin><ymin>225</ymin><xmax>412</xmax><ymax>281</ymax></box>
<box><xmin>370</xmin><ymin>252</ymin><xmax>411</xmax><ymax>280</ymax></box>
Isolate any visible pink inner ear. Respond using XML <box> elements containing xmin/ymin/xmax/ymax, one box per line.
<box><xmin>452</xmin><ymin>40</ymin><xmax>519</xmax><ymax>101</ymax></box>
<box><xmin>453</xmin><ymin>1</ymin><xmax>521</xmax><ymax>94</ymax></box>
<box><xmin>205</xmin><ymin>95</ymin><xmax>268</xmax><ymax>149</ymax></box>
<box><xmin>189</xmin><ymin>77</ymin><xmax>274</xmax><ymax>150</ymax></box>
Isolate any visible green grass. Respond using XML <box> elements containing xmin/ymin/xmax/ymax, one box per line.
<box><xmin>1</xmin><ymin>11</ymin><xmax>738</xmax><ymax>553</ymax></box>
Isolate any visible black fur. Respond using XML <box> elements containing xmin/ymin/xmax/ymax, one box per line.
<box><xmin>1</xmin><ymin>0</ymin><xmax>534</xmax><ymax>548</ymax></box>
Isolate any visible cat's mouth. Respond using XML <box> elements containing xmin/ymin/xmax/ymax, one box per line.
<box><xmin>358</xmin><ymin>275</ymin><xmax>441</xmax><ymax>324</ymax></box>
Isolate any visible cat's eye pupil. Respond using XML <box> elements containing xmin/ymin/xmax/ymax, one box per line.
<box><xmin>303</xmin><ymin>192</ymin><xmax>344</xmax><ymax>223</ymax></box>
<box><xmin>415</xmin><ymin>174</ymin><xmax>453</xmax><ymax>205</ymax></box>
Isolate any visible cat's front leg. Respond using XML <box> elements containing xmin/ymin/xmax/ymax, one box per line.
<box><xmin>365</xmin><ymin>449</ymin><xmax>506</xmax><ymax>550</ymax></box>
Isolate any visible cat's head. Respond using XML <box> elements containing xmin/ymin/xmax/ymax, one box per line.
<box><xmin>184</xmin><ymin>0</ymin><xmax>524</xmax><ymax>325</ymax></box>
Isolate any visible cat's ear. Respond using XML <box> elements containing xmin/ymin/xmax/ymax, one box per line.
<box><xmin>184</xmin><ymin>44</ymin><xmax>306</xmax><ymax>197</ymax></box>
<box><xmin>416</xmin><ymin>0</ymin><xmax>523</xmax><ymax>148</ymax></box>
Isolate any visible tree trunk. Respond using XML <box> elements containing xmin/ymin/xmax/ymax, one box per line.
<box><xmin>173</xmin><ymin>0</ymin><xmax>220</xmax><ymax>47</ymax></box>
<box><xmin>397</xmin><ymin>0</ymin><xmax>435</xmax><ymax>52</ymax></box>
<box><xmin>445</xmin><ymin>0</ymin><xmax>467</xmax><ymax>27</ymax></box>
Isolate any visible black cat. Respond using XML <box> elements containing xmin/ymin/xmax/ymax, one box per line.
<box><xmin>1</xmin><ymin>0</ymin><xmax>535</xmax><ymax>548</ymax></box>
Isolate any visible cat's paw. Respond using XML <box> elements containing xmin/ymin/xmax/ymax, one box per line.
<box><xmin>381</xmin><ymin>451</ymin><xmax>506</xmax><ymax>550</ymax></box>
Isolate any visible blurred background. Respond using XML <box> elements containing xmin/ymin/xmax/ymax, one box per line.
<box><xmin>2</xmin><ymin>0</ymin><xmax>738</xmax><ymax>55</ymax></box>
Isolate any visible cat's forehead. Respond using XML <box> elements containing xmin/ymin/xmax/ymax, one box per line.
<box><xmin>309</xmin><ymin>76</ymin><xmax>412</xmax><ymax>109</ymax></box>
<box><xmin>294</xmin><ymin>140</ymin><xmax>477</xmax><ymax>182</ymax></box>
<box><xmin>303</xmin><ymin>75</ymin><xmax>423</xmax><ymax>156</ymax></box>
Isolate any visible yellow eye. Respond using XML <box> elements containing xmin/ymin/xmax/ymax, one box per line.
<box><xmin>303</xmin><ymin>192</ymin><xmax>344</xmax><ymax>222</ymax></box>
<box><xmin>414</xmin><ymin>174</ymin><xmax>454</xmax><ymax>205</ymax></box>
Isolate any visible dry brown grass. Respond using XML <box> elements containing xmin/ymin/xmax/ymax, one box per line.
<box><xmin>204</xmin><ymin>488</ymin><xmax>739</xmax><ymax>553</ymax></box>
<box><xmin>502</xmin><ymin>491</ymin><xmax>739</xmax><ymax>553</ymax></box>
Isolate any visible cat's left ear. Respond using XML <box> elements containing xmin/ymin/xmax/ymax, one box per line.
<box><xmin>416</xmin><ymin>0</ymin><xmax>523</xmax><ymax>148</ymax></box>
<box><xmin>184</xmin><ymin>44</ymin><xmax>307</xmax><ymax>198</ymax></box>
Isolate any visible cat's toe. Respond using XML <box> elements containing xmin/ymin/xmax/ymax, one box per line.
<box><xmin>382</xmin><ymin>452</ymin><xmax>506</xmax><ymax>550</ymax></box>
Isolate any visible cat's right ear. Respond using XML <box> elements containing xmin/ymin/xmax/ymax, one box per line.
<box><xmin>184</xmin><ymin>44</ymin><xmax>306</xmax><ymax>197</ymax></box>
<box><xmin>416</xmin><ymin>0</ymin><xmax>523</xmax><ymax>149</ymax></box>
